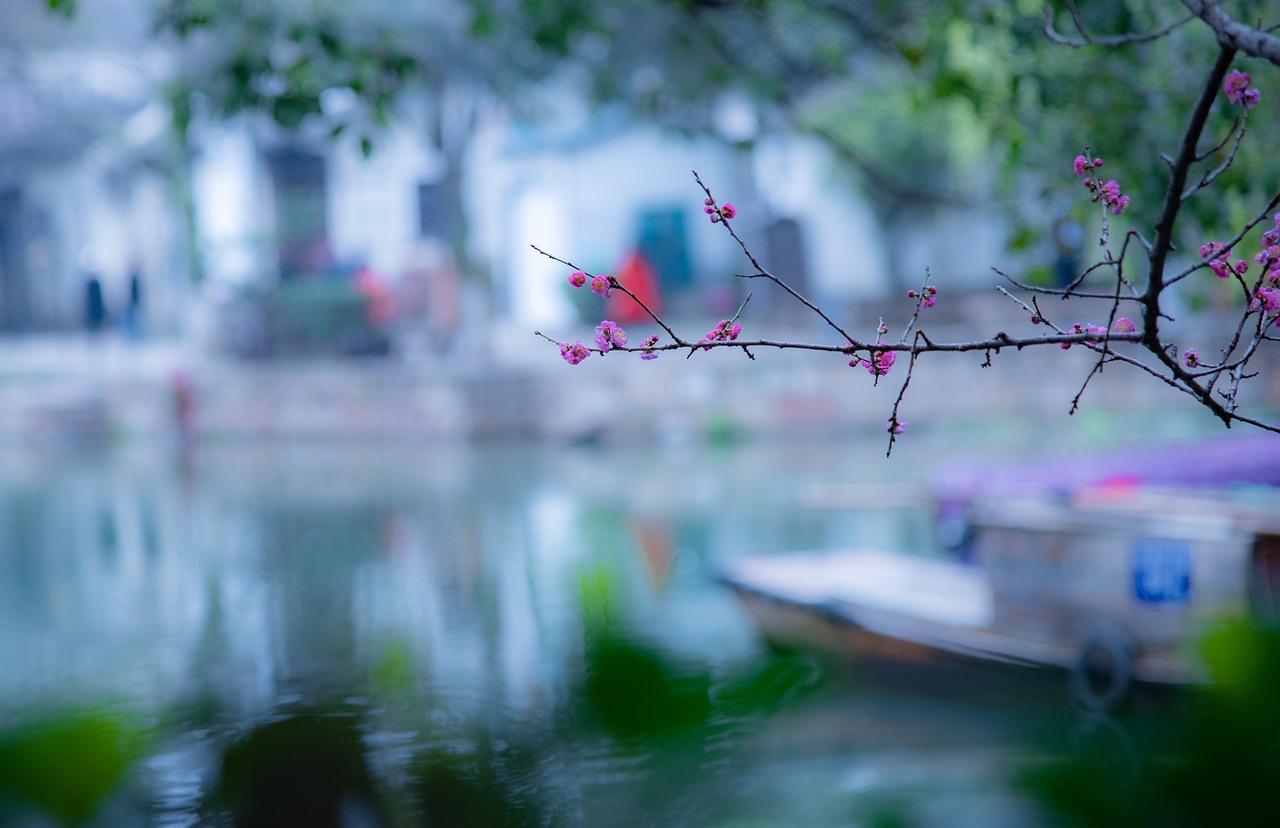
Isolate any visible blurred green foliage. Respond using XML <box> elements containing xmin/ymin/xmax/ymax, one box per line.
<box><xmin>1021</xmin><ymin>620</ymin><xmax>1280</xmax><ymax>827</ymax></box>
<box><xmin>44</xmin><ymin>0</ymin><xmax>76</xmax><ymax>18</ymax></box>
<box><xmin>131</xmin><ymin>1</ymin><xmax>1280</xmax><ymax>275</ymax></box>
<box><xmin>0</xmin><ymin>707</ymin><xmax>148</xmax><ymax>825</ymax></box>
<box><xmin>153</xmin><ymin>0</ymin><xmax>418</xmax><ymax>153</ymax></box>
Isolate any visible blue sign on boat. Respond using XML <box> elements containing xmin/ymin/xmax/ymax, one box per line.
<box><xmin>1132</xmin><ymin>538</ymin><xmax>1192</xmax><ymax>604</ymax></box>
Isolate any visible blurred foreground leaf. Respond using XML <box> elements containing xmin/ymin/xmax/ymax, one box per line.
<box><xmin>583</xmin><ymin>636</ymin><xmax>713</xmax><ymax>739</ymax></box>
<box><xmin>212</xmin><ymin>713</ymin><xmax>381</xmax><ymax>827</ymax></box>
<box><xmin>0</xmin><ymin>708</ymin><xmax>146</xmax><ymax>825</ymax></box>
<box><xmin>414</xmin><ymin>742</ymin><xmax>546</xmax><ymax>828</ymax></box>
<box><xmin>1022</xmin><ymin>622</ymin><xmax>1280</xmax><ymax>827</ymax></box>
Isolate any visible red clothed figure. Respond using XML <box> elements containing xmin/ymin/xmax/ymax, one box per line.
<box><xmin>606</xmin><ymin>250</ymin><xmax>662</xmax><ymax>325</ymax></box>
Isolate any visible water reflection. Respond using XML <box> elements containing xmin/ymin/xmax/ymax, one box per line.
<box><xmin>0</xmin><ymin>436</ymin><xmax>1118</xmax><ymax>824</ymax></box>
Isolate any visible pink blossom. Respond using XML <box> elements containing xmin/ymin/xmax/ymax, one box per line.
<box><xmin>707</xmin><ymin>202</ymin><xmax>738</xmax><ymax>223</ymax></box>
<box><xmin>886</xmin><ymin>418</ymin><xmax>906</xmax><ymax>435</ymax></box>
<box><xmin>559</xmin><ymin>341</ymin><xmax>590</xmax><ymax>365</ymax></box>
<box><xmin>1201</xmin><ymin>242</ymin><xmax>1236</xmax><ymax>278</ymax></box>
<box><xmin>1224</xmin><ymin>70</ymin><xmax>1253</xmax><ymax>105</ymax></box>
<box><xmin>909</xmin><ymin>286</ymin><xmax>939</xmax><ymax>308</ymax></box>
<box><xmin>1184</xmin><ymin>348</ymin><xmax>1200</xmax><ymax>368</ymax></box>
<box><xmin>594</xmin><ymin>320</ymin><xmax>628</xmax><ymax>353</ymax></box>
<box><xmin>1114</xmin><ymin>317</ymin><xmax>1136</xmax><ymax>333</ymax></box>
<box><xmin>1251</xmin><ymin>287</ymin><xmax>1280</xmax><ymax>313</ymax></box>
<box><xmin>1073</xmin><ymin>155</ymin><xmax>1089</xmax><ymax>176</ymax></box>
<box><xmin>1243</xmin><ymin>88</ymin><xmax>1261</xmax><ymax>109</ymax></box>
<box><xmin>640</xmin><ymin>352</ymin><xmax>659</xmax><ymax>360</ymax></box>
<box><xmin>568</xmin><ymin>270</ymin><xmax>588</xmax><ymax>288</ymax></box>
<box><xmin>1085</xmin><ymin>324</ymin><xmax>1106</xmax><ymax>336</ymax></box>
<box><xmin>1199</xmin><ymin>242</ymin><xmax>1223</xmax><ymax>260</ymax></box>
<box><xmin>1085</xmin><ymin>177</ymin><xmax>1130</xmax><ymax>214</ymax></box>
<box><xmin>865</xmin><ymin>342</ymin><xmax>896</xmax><ymax>376</ymax></box>
<box><xmin>699</xmin><ymin>319</ymin><xmax>742</xmax><ymax>349</ymax></box>
<box><xmin>638</xmin><ymin>334</ymin><xmax>660</xmax><ymax>359</ymax></box>
<box><xmin>590</xmin><ymin>275</ymin><xmax>612</xmax><ymax>298</ymax></box>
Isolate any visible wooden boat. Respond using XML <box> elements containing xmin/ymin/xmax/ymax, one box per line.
<box><xmin>720</xmin><ymin>483</ymin><xmax>1280</xmax><ymax>709</ymax></box>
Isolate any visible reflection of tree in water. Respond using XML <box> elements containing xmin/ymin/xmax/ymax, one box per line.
<box><xmin>192</xmin><ymin>567</ymin><xmax>823</xmax><ymax>827</ymax></box>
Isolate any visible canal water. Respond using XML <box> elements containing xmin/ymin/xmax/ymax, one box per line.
<box><xmin>0</xmin><ymin>417</ymin><xmax>1220</xmax><ymax>825</ymax></box>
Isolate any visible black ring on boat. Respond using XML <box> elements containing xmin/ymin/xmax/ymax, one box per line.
<box><xmin>1068</xmin><ymin>629</ymin><xmax>1134</xmax><ymax>711</ymax></box>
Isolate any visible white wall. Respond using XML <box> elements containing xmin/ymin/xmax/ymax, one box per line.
<box><xmin>192</xmin><ymin>125</ymin><xmax>272</xmax><ymax>288</ymax></box>
<box><xmin>326</xmin><ymin>122</ymin><xmax>436</xmax><ymax>278</ymax></box>
<box><xmin>754</xmin><ymin>133</ymin><xmax>892</xmax><ymax>302</ymax></box>
<box><xmin>477</xmin><ymin>122</ymin><xmax>748</xmax><ymax>327</ymax></box>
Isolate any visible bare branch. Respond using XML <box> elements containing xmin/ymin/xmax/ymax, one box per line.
<box><xmin>1194</xmin><ymin>115</ymin><xmax>1241</xmax><ymax>162</ymax></box>
<box><xmin>530</xmin><ymin>244</ymin><xmax>687</xmax><ymax>346</ymax></box>
<box><xmin>695</xmin><ymin>170</ymin><xmax>857</xmax><ymax>344</ymax></box>
<box><xmin>884</xmin><ymin>331</ymin><xmax>926</xmax><ymax>457</ymax></box>
<box><xmin>1142</xmin><ymin>45</ymin><xmax>1237</xmax><ymax>428</ymax></box>
<box><xmin>1181</xmin><ymin>0</ymin><xmax>1280</xmax><ymax>66</ymax></box>
<box><xmin>1045</xmin><ymin>3</ymin><xmax>1194</xmax><ymax>48</ymax></box>
<box><xmin>1183</xmin><ymin>112</ymin><xmax>1250</xmax><ymax>199</ymax></box>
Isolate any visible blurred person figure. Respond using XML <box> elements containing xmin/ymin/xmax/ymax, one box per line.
<box><xmin>84</xmin><ymin>273</ymin><xmax>107</xmax><ymax>333</ymax></box>
<box><xmin>606</xmin><ymin>248</ymin><xmax>662</xmax><ymax>325</ymax></box>
<box><xmin>354</xmin><ymin>265</ymin><xmax>395</xmax><ymax>326</ymax></box>
<box><xmin>123</xmin><ymin>268</ymin><xmax>144</xmax><ymax>339</ymax></box>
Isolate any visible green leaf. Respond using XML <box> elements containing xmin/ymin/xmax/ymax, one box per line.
<box><xmin>471</xmin><ymin>8</ymin><xmax>497</xmax><ymax>38</ymax></box>
<box><xmin>46</xmin><ymin>0</ymin><xmax>76</xmax><ymax>18</ymax></box>
<box><xmin>271</xmin><ymin>93</ymin><xmax>318</xmax><ymax>129</ymax></box>
<box><xmin>0</xmin><ymin>708</ymin><xmax>147</xmax><ymax>825</ymax></box>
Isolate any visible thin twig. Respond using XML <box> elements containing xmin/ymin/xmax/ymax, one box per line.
<box><xmin>1045</xmin><ymin>3</ymin><xmax>1194</xmax><ymax>48</ymax></box>
<box><xmin>695</xmin><ymin>170</ymin><xmax>857</xmax><ymax>344</ymax></box>
<box><xmin>530</xmin><ymin>244</ymin><xmax>687</xmax><ymax>346</ymax></box>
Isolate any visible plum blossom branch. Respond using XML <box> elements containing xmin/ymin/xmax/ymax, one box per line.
<box><xmin>534</xmin><ymin>29</ymin><xmax>1280</xmax><ymax>443</ymax></box>
<box><xmin>1183</xmin><ymin>72</ymin><xmax>1257</xmax><ymax>200</ymax></box>
<box><xmin>694</xmin><ymin>170</ymin><xmax>856</xmax><ymax>345</ymax></box>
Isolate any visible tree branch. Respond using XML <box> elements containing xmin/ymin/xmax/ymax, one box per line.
<box><xmin>1045</xmin><ymin>3</ymin><xmax>1194</xmax><ymax>48</ymax></box>
<box><xmin>1181</xmin><ymin>0</ymin><xmax>1280</xmax><ymax>66</ymax></box>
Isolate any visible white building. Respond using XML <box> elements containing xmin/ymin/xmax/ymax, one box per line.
<box><xmin>1</xmin><ymin>2</ymin><xmax>1014</xmax><ymax>347</ymax></box>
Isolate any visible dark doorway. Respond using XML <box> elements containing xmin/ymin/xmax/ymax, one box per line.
<box><xmin>267</xmin><ymin>148</ymin><xmax>329</xmax><ymax>279</ymax></box>
<box><xmin>0</xmin><ymin>188</ymin><xmax>30</xmax><ymax>331</ymax></box>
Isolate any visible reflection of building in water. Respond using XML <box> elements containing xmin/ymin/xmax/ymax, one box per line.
<box><xmin>0</xmin><ymin>445</ymin><xmax>605</xmax><ymax>721</ymax></box>
<box><xmin>0</xmin><ymin>439</ymin><xmax>904</xmax><ymax>724</ymax></box>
